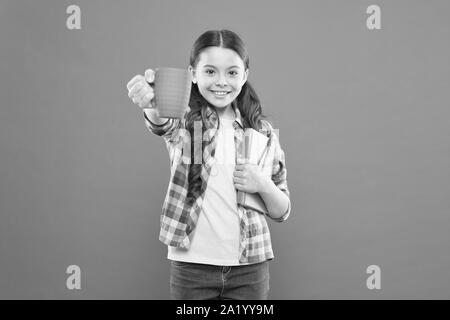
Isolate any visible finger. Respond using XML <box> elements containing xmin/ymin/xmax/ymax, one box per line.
<box><xmin>236</xmin><ymin>158</ymin><xmax>249</xmax><ymax>165</ymax></box>
<box><xmin>146</xmin><ymin>86</ymin><xmax>154</xmax><ymax>98</ymax></box>
<box><xmin>235</xmin><ymin>164</ymin><xmax>245</xmax><ymax>171</ymax></box>
<box><xmin>233</xmin><ymin>170</ymin><xmax>244</xmax><ymax>178</ymax></box>
<box><xmin>144</xmin><ymin>90</ymin><xmax>154</xmax><ymax>103</ymax></box>
<box><xmin>144</xmin><ymin>69</ymin><xmax>155</xmax><ymax>84</ymax></box>
<box><xmin>127</xmin><ymin>75</ymin><xmax>144</xmax><ymax>91</ymax></box>
<box><xmin>128</xmin><ymin>81</ymin><xmax>143</xmax><ymax>98</ymax></box>
<box><xmin>132</xmin><ymin>96</ymin><xmax>142</xmax><ymax>105</ymax></box>
<box><xmin>128</xmin><ymin>81</ymin><xmax>146</xmax><ymax>98</ymax></box>
<box><xmin>138</xmin><ymin>98</ymin><xmax>148</xmax><ymax>109</ymax></box>
<box><xmin>140</xmin><ymin>91</ymin><xmax>154</xmax><ymax>108</ymax></box>
<box><xmin>234</xmin><ymin>183</ymin><xmax>245</xmax><ymax>191</ymax></box>
<box><xmin>137</xmin><ymin>84</ymin><xmax>150</xmax><ymax>98</ymax></box>
<box><xmin>233</xmin><ymin>176</ymin><xmax>245</xmax><ymax>184</ymax></box>
<box><xmin>136</xmin><ymin>85</ymin><xmax>148</xmax><ymax>100</ymax></box>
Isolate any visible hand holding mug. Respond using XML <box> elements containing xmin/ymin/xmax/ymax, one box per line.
<box><xmin>126</xmin><ymin>69</ymin><xmax>156</xmax><ymax>110</ymax></box>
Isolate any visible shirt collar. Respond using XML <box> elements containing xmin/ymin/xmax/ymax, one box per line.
<box><xmin>204</xmin><ymin>102</ymin><xmax>244</xmax><ymax>129</ymax></box>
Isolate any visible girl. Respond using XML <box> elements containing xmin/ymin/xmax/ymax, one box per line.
<box><xmin>126</xmin><ymin>30</ymin><xmax>291</xmax><ymax>300</ymax></box>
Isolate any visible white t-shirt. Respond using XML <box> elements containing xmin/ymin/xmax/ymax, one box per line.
<box><xmin>167</xmin><ymin>118</ymin><xmax>243</xmax><ymax>265</ymax></box>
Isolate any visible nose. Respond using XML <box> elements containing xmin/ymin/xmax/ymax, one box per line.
<box><xmin>215</xmin><ymin>73</ymin><xmax>228</xmax><ymax>87</ymax></box>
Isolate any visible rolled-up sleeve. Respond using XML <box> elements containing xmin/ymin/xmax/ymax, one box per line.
<box><xmin>267</xmin><ymin>127</ymin><xmax>291</xmax><ymax>222</ymax></box>
<box><xmin>143</xmin><ymin>111</ymin><xmax>181</xmax><ymax>142</ymax></box>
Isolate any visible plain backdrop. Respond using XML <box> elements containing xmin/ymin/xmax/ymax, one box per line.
<box><xmin>1</xmin><ymin>0</ymin><xmax>449</xmax><ymax>299</ymax></box>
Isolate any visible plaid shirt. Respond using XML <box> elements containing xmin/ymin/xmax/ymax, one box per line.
<box><xmin>143</xmin><ymin>104</ymin><xmax>291</xmax><ymax>264</ymax></box>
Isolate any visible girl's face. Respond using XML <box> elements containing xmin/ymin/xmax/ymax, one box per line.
<box><xmin>189</xmin><ymin>47</ymin><xmax>249</xmax><ymax>110</ymax></box>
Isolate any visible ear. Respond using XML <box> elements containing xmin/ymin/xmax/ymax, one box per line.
<box><xmin>188</xmin><ymin>65</ymin><xmax>197</xmax><ymax>84</ymax></box>
<box><xmin>243</xmin><ymin>68</ymin><xmax>249</xmax><ymax>84</ymax></box>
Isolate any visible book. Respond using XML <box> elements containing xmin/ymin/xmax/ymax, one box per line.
<box><xmin>236</xmin><ymin>128</ymin><xmax>272</xmax><ymax>214</ymax></box>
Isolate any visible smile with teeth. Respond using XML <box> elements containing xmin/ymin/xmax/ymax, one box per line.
<box><xmin>210</xmin><ymin>90</ymin><xmax>230</xmax><ymax>96</ymax></box>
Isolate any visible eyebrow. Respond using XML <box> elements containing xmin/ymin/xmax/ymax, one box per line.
<box><xmin>203</xmin><ymin>64</ymin><xmax>240</xmax><ymax>69</ymax></box>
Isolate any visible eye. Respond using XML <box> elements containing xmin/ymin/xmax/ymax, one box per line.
<box><xmin>229</xmin><ymin>70</ymin><xmax>238</xmax><ymax>76</ymax></box>
<box><xmin>205</xmin><ymin>69</ymin><xmax>215</xmax><ymax>75</ymax></box>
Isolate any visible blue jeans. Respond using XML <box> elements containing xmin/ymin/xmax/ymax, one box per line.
<box><xmin>169</xmin><ymin>260</ymin><xmax>270</xmax><ymax>300</ymax></box>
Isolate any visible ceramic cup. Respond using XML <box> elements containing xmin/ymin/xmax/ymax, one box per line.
<box><xmin>153</xmin><ymin>67</ymin><xmax>192</xmax><ymax>118</ymax></box>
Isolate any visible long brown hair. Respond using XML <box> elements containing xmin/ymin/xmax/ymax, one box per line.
<box><xmin>185</xmin><ymin>30</ymin><xmax>269</xmax><ymax>204</ymax></box>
